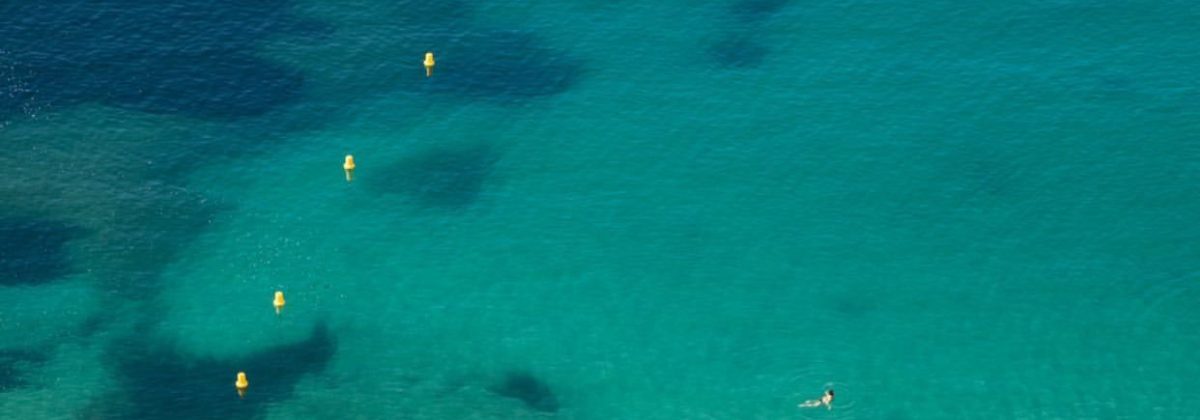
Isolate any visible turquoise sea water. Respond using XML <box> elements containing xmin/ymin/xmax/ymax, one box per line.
<box><xmin>2</xmin><ymin>1</ymin><xmax>1199</xmax><ymax>418</ymax></box>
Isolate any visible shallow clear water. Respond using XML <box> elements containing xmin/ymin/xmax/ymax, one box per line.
<box><xmin>2</xmin><ymin>0</ymin><xmax>1198</xmax><ymax>418</ymax></box>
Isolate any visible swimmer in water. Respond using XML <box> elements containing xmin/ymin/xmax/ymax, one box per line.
<box><xmin>799</xmin><ymin>389</ymin><xmax>834</xmax><ymax>410</ymax></box>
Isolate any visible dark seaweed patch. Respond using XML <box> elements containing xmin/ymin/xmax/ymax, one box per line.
<box><xmin>94</xmin><ymin>187</ymin><xmax>225</xmax><ymax>302</ymax></box>
<box><xmin>384</xmin><ymin>0</ymin><xmax>473</xmax><ymax>27</ymax></box>
<box><xmin>102</xmin><ymin>52</ymin><xmax>304</xmax><ymax>120</ymax></box>
<box><xmin>708</xmin><ymin>0</ymin><xmax>787</xmax><ymax>68</ymax></box>
<box><xmin>731</xmin><ymin>0</ymin><xmax>789</xmax><ymax>23</ymax></box>
<box><xmin>0</xmin><ymin>217</ymin><xmax>82</xmax><ymax>286</ymax></box>
<box><xmin>488</xmin><ymin>371</ymin><xmax>559</xmax><ymax>413</ymax></box>
<box><xmin>0</xmin><ymin>348</ymin><xmax>50</xmax><ymax>392</ymax></box>
<box><xmin>961</xmin><ymin>158</ymin><xmax>1019</xmax><ymax>198</ymax></box>
<box><xmin>371</xmin><ymin>143</ymin><xmax>501</xmax><ymax>209</ymax></box>
<box><xmin>422</xmin><ymin>30</ymin><xmax>581</xmax><ymax>100</ymax></box>
<box><xmin>830</xmin><ymin>295</ymin><xmax>879</xmax><ymax>318</ymax></box>
<box><xmin>709</xmin><ymin>34</ymin><xmax>769</xmax><ymax>69</ymax></box>
<box><xmin>372</xmin><ymin>0</ymin><xmax>581</xmax><ymax>101</ymax></box>
<box><xmin>77</xmin><ymin>313</ymin><xmax>110</xmax><ymax>339</ymax></box>
<box><xmin>105</xmin><ymin>322</ymin><xmax>336</xmax><ymax>419</ymax></box>
<box><xmin>0</xmin><ymin>0</ymin><xmax>325</xmax><ymax>120</ymax></box>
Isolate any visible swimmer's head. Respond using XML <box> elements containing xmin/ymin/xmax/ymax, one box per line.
<box><xmin>826</xmin><ymin>390</ymin><xmax>834</xmax><ymax>396</ymax></box>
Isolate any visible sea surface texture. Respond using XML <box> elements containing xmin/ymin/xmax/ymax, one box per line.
<box><xmin>2</xmin><ymin>1</ymin><xmax>1198</xmax><ymax>418</ymax></box>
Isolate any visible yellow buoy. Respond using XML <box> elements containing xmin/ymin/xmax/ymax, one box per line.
<box><xmin>273</xmin><ymin>291</ymin><xmax>286</xmax><ymax>314</ymax></box>
<box><xmin>343</xmin><ymin>155</ymin><xmax>356</xmax><ymax>182</ymax></box>
<box><xmin>235</xmin><ymin>372</ymin><xmax>249</xmax><ymax>397</ymax></box>
<box><xmin>424</xmin><ymin>52</ymin><xmax>435</xmax><ymax>77</ymax></box>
